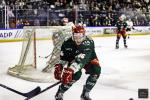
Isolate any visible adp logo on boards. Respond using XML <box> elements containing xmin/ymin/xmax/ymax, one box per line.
<box><xmin>0</xmin><ymin>32</ymin><xmax>12</xmax><ymax>38</ymax></box>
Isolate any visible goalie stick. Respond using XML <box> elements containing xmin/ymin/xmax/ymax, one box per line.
<box><xmin>39</xmin><ymin>53</ymin><xmax>51</xmax><ymax>59</ymax></box>
<box><xmin>25</xmin><ymin>81</ymin><xmax>61</xmax><ymax>100</ymax></box>
<box><xmin>0</xmin><ymin>83</ymin><xmax>41</xmax><ymax>98</ymax></box>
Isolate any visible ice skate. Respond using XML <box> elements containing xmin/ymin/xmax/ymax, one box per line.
<box><xmin>124</xmin><ymin>44</ymin><xmax>128</xmax><ymax>48</ymax></box>
<box><xmin>115</xmin><ymin>44</ymin><xmax>119</xmax><ymax>49</ymax></box>
<box><xmin>81</xmin><ymin>91</ymin><xmax>92</xmax><ymax>100</ymax></box>
<box><xmin>81</xmin><ymin>86</ymin><xmax>92</xmax><ymax>100</ymax></box>
<box><xmin>55</xmin><ymin>92</ymin><xmax>63</xmax><ymax>100</ymax></box>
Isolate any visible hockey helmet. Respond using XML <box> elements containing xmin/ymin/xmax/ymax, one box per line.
<box><xmin>72</xmin><ymin>25</ymin><xmax>85</xmax><ymax>34</ymax></box>
<box><xmin>72</xmin><ymin>25</ymin><xmax>86</xmax><ymax>45</ymax></box>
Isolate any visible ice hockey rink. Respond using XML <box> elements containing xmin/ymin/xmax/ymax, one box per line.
<box><xmin>0</xmin><ymin>35</ymin><xmax>150</xmax><ymax>100</ymax></box>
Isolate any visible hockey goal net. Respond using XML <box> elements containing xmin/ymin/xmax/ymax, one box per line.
<box><xmin>7</xmin><ymin>26</ymin><xmax>72</xmax><ymax>83</ymax></box>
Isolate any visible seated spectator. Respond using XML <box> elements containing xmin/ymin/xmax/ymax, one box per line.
<box><xmin>16</xmin><ymin>19</ymin><xmax>24</xmax><ymax>28</ymax></box>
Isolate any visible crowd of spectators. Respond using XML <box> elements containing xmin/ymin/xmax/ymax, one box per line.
<box><xmin>0</xmin><ymin>0</ymin><xmax>149</xmax><ymax>28</ymax></box>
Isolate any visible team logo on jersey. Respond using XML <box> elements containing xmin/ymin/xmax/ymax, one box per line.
<box><xmin>83</xmin><ymin>40</ymin><xmax>90</xmax><ymax>45</ymax></box>
<box><xmin>77</xmin><ymin>53</ymin><xmax>85</xmax><ymax>59</ymax></box>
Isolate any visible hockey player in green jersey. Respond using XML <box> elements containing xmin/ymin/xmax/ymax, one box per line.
<box><xmin>54</xmin><ymin>25</ymin><xmax>101</xmax><ymax>100</ymax></box>
<box><xmin>115</xmin><ymin>16</ymin><xmax>128</xmax><ymax>49</ymax></box>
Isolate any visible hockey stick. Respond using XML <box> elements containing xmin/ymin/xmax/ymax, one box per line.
<box><xmin>38</xmin><ymin>38</ymin><xmax>62</xmax><ymax>59</ymax></box>
<box><xmin>25</xmin><ymin>81</ymin><xmax>61</xmax><ymax>100</ymax></box>
<box><xmin>39</xmin><ymin>53</ymin><xmax>52</xmax><ymax>59</ymax></box>
<box><xmin>0</xmin><ymin>83</ymin><xmax>41</xmax><ymax>98</ymax></box>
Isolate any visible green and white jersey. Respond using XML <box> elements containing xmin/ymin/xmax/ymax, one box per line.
<box><xmin>116</xmin><ymin>20</ymin><xmax>127</xmax><ymax>31</ymax></box>
<box><xmin>60</xmin><ymin>36</ymin><xmax>97</xmax><ymax>69</ymax></box>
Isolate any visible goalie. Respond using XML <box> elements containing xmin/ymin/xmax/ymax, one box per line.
<box><xmin>54</xmin><ymin>25</ymin><xmax>101</xmax><ymax>100</ymax></box>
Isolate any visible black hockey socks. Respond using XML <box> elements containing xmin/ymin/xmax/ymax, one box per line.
<box><xmin>55</xmin><ymin>82</ymin><xmax>74</xmax><ymax>100</ymax></box>
<box><xmin>56</xmin><ymin>83</ymin><xmax>73</xmax><ymax>94</ymax></box>
<box><xmin>55</xmin><ymin>85</ymin><xmax>64</xmax><ymax>100</ymax></box>
<box><xmin>85</xmin><ymin>75</ymin><xmax>99</xmax><ymax>92</ymax></box>
<box><xmin>81</xmin><ymin>75</ymin><xmax>99</xmax><ymax>100</ymax></box>
<box><xmin>80</xmin><ymin>75</ymin><xmax>99</xmax><ymax>100</ymax></box>
<box><xmin>123</xmin><ymin>39</ymin><xmax>128</xmax><ymax>48</ymax></box>
<box><xmin>116</xmin><ymin>38</ymin><xmax>120</xmax><ymax>49</ymax></box>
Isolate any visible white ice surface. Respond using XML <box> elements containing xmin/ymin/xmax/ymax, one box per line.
<box><xmin>0</xmin><ymin>35</ymin><xmax>150</xmax><ymax>100</ymax></box>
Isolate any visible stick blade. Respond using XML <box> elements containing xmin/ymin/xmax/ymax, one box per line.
<box><xmin>24</xmin><ymin>86</ymin><xmax>41</xmax><ymax>98</ymax></box>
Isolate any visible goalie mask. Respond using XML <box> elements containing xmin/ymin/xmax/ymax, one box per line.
<box><xmin>72</xmin><ymin>25</ymin><xmax>86</xmax><ymax>45</ymax></box>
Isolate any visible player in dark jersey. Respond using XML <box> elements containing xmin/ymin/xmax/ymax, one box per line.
<box><xmin>115</xmin><ymin>17</ymin><xmax>128</xmax><ymax>49</ymax></box>
<box><xmin>54</xmin><ymin>25</ymin><xmax>101</xmax><ymax>100</ymax></box>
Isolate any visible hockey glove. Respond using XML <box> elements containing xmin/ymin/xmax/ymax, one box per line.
<box><xmin>54</xmin><ymin>64</ymin><xmax>63</xmax><ymax>80</ymax></box>
<box><xmin>61</xmin><ymin>68</ymin><xmax>74</xmax><ymax>84</ymax></box>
